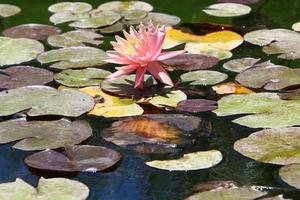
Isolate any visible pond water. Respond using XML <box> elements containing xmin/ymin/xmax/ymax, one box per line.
<box><xmin>0</xmin><ymin>0</ymin><xmax>300</xmax><ymax>200</ymax></box>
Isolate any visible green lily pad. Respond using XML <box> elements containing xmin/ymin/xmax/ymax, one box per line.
<box><xmin>140</xmin><ymin>12</ymin><xmax>181</xmax><ymax>26</ymax></box>
<box><xmin>202</xmin><ymin>3</ymin><xmax>251</xmax><ymax>17</ymax></box>
<box><xmin>50</xmin><ymin>12</ymin><xmax>90</xmax><ymax>24</ymax></box>
<box><xmin>149</xmin><ymin>90</ymin><xmax>187</xmax><ymax>108</ymax></box>
<box><xmin>48</xmin><ymin>2</ymin><xmax>92</xmax><ymax>14</ymax></box>
<box><xmin>263</xmin><ymin>41</ymin><xmax>300</xmax><ymax>60</ymax></box>
<box><xmin>214</xmin><ymin>93</ymin><xmax>300</xmax><ymax>128</ymax></box>
<box><xmin>0</xmin><ymin>66</ymin><xmax>53</xmax><ymax>89</ymax></box>
<box><xmin>54</xmin><ymin>68</ymin><xmax>111</xmax><ymax>87</ymax></box>
<box><xmin>99</xmin><ymin>22</ymin><xmax>125</xmax><ymax>34</ymax></box>
<box><xmin>97</xmin><ymin>1</ymin><xmax>153</xmax><ymax>13</ymax></box>
<box><xmin>223</xmin><ymin>57</ymin><xmax>260</xmax><ymax>72</ymax></box>
<box><xmin>37</xmin><ymin>47</ymin><xmax>106</xmax><ymax>69</ymax></box>
<box><xmin>124</xmin><ymin>9</ymin><xmax>147</xmax><ymax>20</ymax></box>
<box><xmin>0</xmin><ymin>4</ymin><xmax>21</xmax><ymax>18</ymax></box>
<box><xmin>234</xmin><ymin>127</ymin><xmax>300</xmax><ymax>165</ymax></box>
<box><xmin>184</xmin><ymin>44</ymin><xmax>233</xmax><ymax>60</ymax></box>
<box><xmin>180</xmin><ymin>70</ymin><xmax>228</xmax><ymax>86</ymax></box>
<box><xmin>48</xmin><ymin>30</ymin><xmax>103</xmax><ymax>48</ymax></box>
<box><xmin>279</xmin><ymin>164</ymin><xmax>300</xmax><ymax>189</ymax></box>
<box><xmin>0</xmin><ymin>86</ymin><xmax>95</xmax><ymax>117</ymax></box>
<box><xmin>0</xmin><ymin>37</ymin><xmax>44</xmax><ymax>67</ymax></box>
<box><xmin>146</xmin><ymin>150</ymin><xmax>222</xmax><ymax>171</ymax></box>
<box><xmin>69</xmin><ymin>11</ymin><xmax>121</xmax><ymax>29</ymax></box>
<box><xmin>0</xmin><ymin>118</ymin><xmax>92</xmax><ymax>151</ymax></box>
<box><xmin>0</xmin><ymin>177</ymin><xmax>89</xmax><ymax>200</ymax></box>
<box><xmin>292</xmin><ymin>22</ymin><xmax>300</xmax><ymax>32</ymax></box>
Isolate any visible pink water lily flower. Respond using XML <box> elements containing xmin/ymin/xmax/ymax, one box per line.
<box><xmin>105</xmin><ymin>23</ymin><xmax>185</xmax><ymax>89</ymax></box>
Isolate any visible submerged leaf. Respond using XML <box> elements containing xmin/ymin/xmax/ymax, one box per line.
<box><xmin>0</xmin><ymin>4</ymin><xmax>21</xmax><ymax>17</ymax></box>
<box><xmin>177</xmin><ymin>99</ymin><xmax>217</xmax><ymax>112</ymax></box>
<box><xmin>279</xmin><ymin>164</ymin><xmax>300</xmax><ymax>189</ymax></box>
<box><xmin>202</xmin><ymin>3</ymin><xmax>251</xmax><ymax>17</ymax></box>
<box><xmin>180</xmin><ymin>70</ymin><xmax>228</xmax><ymax>86</ymax></box>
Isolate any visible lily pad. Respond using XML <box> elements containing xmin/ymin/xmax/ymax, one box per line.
<box><xmin>223</xmin><ymin>57</ymin><xmax>260</xmax><ymax>72</ymax></box>
<box><xmin>97</xmin><ymin>1</ymin><xmax>153</xmax><ymax>13</ymax></box>
<box><xmin>25</xmin><ymin>145</ymin><xmax>121</xmax><ymax>172</ymax></box>
<box><xmin>0</xmin><ymin>86</ymin><xmax>94</xmax><ymax>117</ymax></box>
<box><xmin>123</xmin><ymin>9</ymin><xmax>147</xmax><ymax>20</ymax></box>
<box><xmin>54</xmin><ymin>68</ymin><xmax>111</xmax><ymax>87</ymax></box>
<box><xmin>0</xmin><ymin>177</ymin><xmax>89</xmax><ymax>200</ymax></box>
<box><xmin>212</xmin><ymin>82</ymin><xmax>254</xmax><ymax>94</ymax></box>
<box><xmin>48</xmin><ymin>30</ymin><xmax>103</xmax><ymax>48</ymax></box>
<box><xmin>279</xmin><ymin>164</ymin><xmax>300</xmax><ymax>189</ymax></box>
<box><xmin>146</xmin><ymin>150</ymin><xmax>222</xmax><ymax>171</ymax></box>
<box><xmin>214</xmin><ymin>93</ymin><xmax>300</xmax><ymax>128</ymax></box>
<box><xmin>0</xmin><ymin>4</ymin><xmax>21</xmax><ymax>18</ymax></box>
<box><xmin>234</xmin><ymin>127</ymin><xmax>300</xmax><ymax>165</ymax></box>
<box><xmin>140</xmin><ymin>12</ymin><xmax>181</xmax><ymax>26</ymax></box>
<box><xmin>2</xmin><ymin>24</ymin><xmax>61</xmax><ymax>40</ymax></box>
<box><xmin>262</xmin><ymin>41</ymin><xmax>300</xmax><ymax>60</ymax></box>
<box><xmin>50</xmin><ymin>12</ymin><xmax>90</xmax><ymax>24</ymax></box>
<box><xmin>180</xmin><ymin>70</ymin><xmax>228</xmax><ymax>86</ymax></box>
<box><xmin>162</xmin><ymin>53</ymin><xmax>219</xmax><ymax>71</ymax></box>
<box><xmin>0</xmin><ymin>66</ymin><xmax>53</xmax><ymax>89</ymax></box>
<box><xmin>148</xmin><ymin>90</ymin><xmax>187</xmax><ymax>108</ymax></box>
<box><xmin>0</xmin><ymin>37</ymin><xmax>44</xmax><ymax>67</ymax></box>
<box><xmin>177</xmin><ymin>99</ymin><xmax>217</xmax><ymax>113</ymax></box>
<box><xmin>37</xmin><ymin>47</ymin><xmax>106</xmax><ymax>69</ymax></box>
<box><xmin>48</xmin><ymin>2</ymin><xmax>92</xmax><ymax>14</ymax></box>
<box><xmin>99</xmin><ymin>22</ymin><xmax>125</xmax><ymax>34</ymax></box>
<box><xmin>0</xmin><ymin>118</ymin><xmax>92</xmax><ymax>151</ymax></box>
<box><xmin>236</xmin><ymin>64</ymin><xmax>300</xmax><ymax>90</ymax></box>
<box><xmin>292</xmin><ymin>22</ymin><xmax>300</xmax><ymax>32</ymax></box>
<box><xmin>202</xmin><ymin>3</ymin><xmax>251</xmax><ymax>17</ymax></box>
<box><xmin>279</xmin><ymin>89</ymin><xmax>300</xmax><ymax>100</ymax></box>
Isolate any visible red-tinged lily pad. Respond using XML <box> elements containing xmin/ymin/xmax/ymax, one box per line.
<box><xmin>177</xmin><ymin>99</ymin><xmax>217</xmax><ymax>113</ymax></box>
<box><xmin>223</xmin><ymin>57</ymin><xmax>260</xmax><ymax>72</ymax></box>
<box><xmin>0</xmin><ymin>66</ymin><xmax>53</xmax><ymax>89</ymax></box>
<box><xmin>24</xmin><ymin>145</ymin><xmax>121</xmax><ymax>172</ymax></box>
<box><xmin>2</xmin><ymin>24</ymin><xmax>61</xmax><ymax>40</ymax></box>
<box><xmin>161</xmin><ymin>53</ymin><xmax>219</xmax><ymax>71</ymax></box>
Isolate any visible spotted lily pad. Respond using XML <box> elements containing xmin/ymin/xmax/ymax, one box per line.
<box><xmin>214</xmin><ymin>93</ymin><xmax>300</xmax><ymax>128</ymax></box>
<box><xmin>279</xmin><ymin>164</ymin><xmax>300</xmax><ymax>189</ymax></box>
<box><xmin>2</xmin><ymin>24</ymin><xmax>61</xmax><ymax>40</ymax></box>
<box><xmin>25</xmin><ymin>145</ymin><xmax>121</xmax><ymax>172</ymax></box>
<box><xmin>180</xmin><ymin>70</ymin><xmax>228</xmax><ymax>86</ymax></box>
<box><xmin>0</xmin><ymin>178</ymin><xmax>89</xmax><ymax>200</ymax></box>
<box><xmin>148</xmin><ymin>90</ymin><xmax>187</xmax><ymax>108</ymax></box>
<box><xmin>223</xmin><ymin>57</ymin><xmax>260</xmax><ymax>72</ymax></box>
<box><xmin>97</xmin><ymin>1</ymin><xmax>153</xmax><ymax>13</ymax></box>
<box><xmin>177</xmin><ymin>99</ymin><xmax>218</xmax><ymax>113</ymax></box>
<box><xmin>50</xmin><ymin>12</ymin><xmax>90</xmax><ymax>24</ymax></box>
<box><xmin>202</xmin><ymin>3</ymin><xmax>251</xmax><ymax>17</ymax></box>
<box><xmin>0</xmin><ymin>118</ymin><xmax>92</xmax><ymax>151</ymax></box>
<box><xmin>0</xmin><ymin>86</ymin><xmax>94</xmax><ymax>117</ymax></box>
<box><xmin>0</xmin><ymin>66</ymin><xmax>53</xmax><ymax>89</ymax></box>
<box><xmin>234</xmin><ymin>127</ymin><xmax>300</xmax><ymax>165</ymax></box>
<box><xmin>262</xmin><ymin>41</ymin><xmax>300</xmax><ymax>60</ymax></box>
<box><xmin>0</xmin><ymin>37</ymin><xmax>44</xmax><ymax>67</ymax></box>
<box><xmin>292</xmin><ymin>22</ymin><xmax>300</xmax><ymax>32</ymax></box>
<box><xmin>48</xmin><ymin>2</ymin><xmax>92</xmax><ymax>14</ymax></box>
<box><xmin>37</xmin><ymin>47</ymin><xmax>106</xmax><ymax>69</ymax></box>
<box><xmin>146</xmin><ymin>150</ymin><xmax>222</xmax><ymax>171</ymax></box>
<box><xmin>54</xmin><ymin>68</ymin><xmax>111</xmax><ymax>87</ymax></box>
<box><xmin>0</xmin><ymin>4</ymin><xmax>21</xmax><ymax>18</ymax></box>
<box><xmin>48</xmin><ymin>30</ymin><xmax>103</xmax><ymax>48</ymax></box>
<box><xmin>236</xmin><ymin>64</ymin><xmax>300</xmax><ymax>90</ymax></box>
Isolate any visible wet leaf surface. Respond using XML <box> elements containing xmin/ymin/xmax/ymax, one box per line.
<box><xmin>0</xmin><ymin>4</ymin><xmax>21</xmax><ymax>17</ymax></box>
<box><xmin>202</xmin><ymin>3</ymin><xmax>251</xmax><ymax>17</ymax></box>
<box><xmin>279</xmin><ymin>164</ymin><xmax>300</xmax><ymax>189</ymax></box>
<box><xmin>48</xmin><ymin>2</ymin><xmax>92</xmax><ymax>14</ymax></box>
<box><xmin>223</xmin><ymin>57</ymin><xmax>260</xmax><ymax>72</ymax></box>
<box><xmin>180</xmin><ymin>70</ymin><xmax>228</xmax><ymax>86</ymax></box>
<box><xmin>177</xmin><ymin>99</ymin><xmax>217</xmax><ymax>113</ymax></box>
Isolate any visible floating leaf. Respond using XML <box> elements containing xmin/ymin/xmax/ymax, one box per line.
<box><xmin>262</xmin><ymin>41</ymin><xmax>300</xmax><ymax>60</ymax></box>
<box><xmin>50</xmin><ymin>12</ymin><xmax>90</xmax><ymax>24</ymax></box>
<box><xmin>279</xmin><ymin>89</ymin><xmax>300</xmax><ymax>100</ymax></box>
<box><xmin>236</xmin><ymin>64</ymin><xmax>300</xmax><ymax>90</ymax></box>
<box><xmin>0</xmin><ymin>178</ymin><xmax>89</xmax><ymax>200</ymax></box>
<box><xmin>54</xmin><ymin>68</ymin><xmax>111</xmax><ymax>87</ymax></box>
<box><xmin>180</xmin><ymin>70</ymin><xmax>228</xmax><ymax>86</ymax></box>
<box><xmin>0</xmin><ymin>4</ymin><xmax>21</xmax><ymax>17</ymax></box>
<box><xmin>162</xmin><ymin>53</ymin><xmax>219</xmax><ymax>71</ymax></box>
<box><xmin>0</xmin><ymin>37</ymin><xmax>44</xmax><ymax>67</ymax></box>
<box><xmin>146</xmin><ymin>150</ymin><xmax>222</xmax><ymax>171</ymax></box>
<box><xmin>177</xmin><ymin>99</ymin><xmax>217</xmax><ymax>113</ymax></box>
<box><xmin>0</xmin><ymin>86</ymin><xmax>94</xmax><ymax>117</ymax></box>
<box><xmin>48</xmin><ymin>30</ymin><xmax>103</xmax><ymax>48</ymax></box>
<box><xmin>99</xmin><ymin>22</ymin><xmax>124</xmax><ymax>34</ymax></box>
<box><xmin>214</xmin><ymin>93</ymin><xmax>300</xmax><ymax>128</ymax></box>
<box><xmin>124</xmin><ymin>9</ymin><xmax>147</xmax><ymax>20</ymax></box>
<box><xmin>48</xmin><ymin>2</ymin><xmax>92</xmax><ymax>14</ymax></box>
<box><xmin>202</xmin><ymin>3</ymin><xmax>251</xmax><ymax>17</ymax></box>
<box><xmin>0</xmin><ymin>66</ymin><xmax>53</xmax><ymax>89</ymax></box>
<box><xmin>37</xmin><ymin>47</ymin><xmax>106</xmax><ymax>69</ymax></box>
<box><xmin>140</xmin><ymin>12</ymin><xmax>181</xmax><ymax>26</ymax></box>
<box><xmin>148</xmin><ymin>90</ymin><xmax>187</xmax><ymax>108</ymax></box>
<box><xmin>234</xmin><ymin>127</ymin><xmax>300</xmax><ymax>165</ymax></box>
<box><xmin>25</xmin><ymin>145</ymin><xmax>121</xmax><ymax>172</ymax></box>
<box><xmin>223</xmin><ymin>57</ymin><xmax>260</xmax><ymax>72</ymax></box>
<box><xmin>2</xmin><ymin>24</ymin><xmax>61</xmax><ymax>40</ymax></box>
<box><xmin>279</xmin><ymin>164</ymin><xmax>300</xmax><ymax>189</ymax></box>
<box><xmin>292</xmin><ymin>22</ymin><xmax>300</xmax><ymax>32</ymax></box>
<box><xmin>212</xmin><ymin>82</ymin><xmax>254</xmax><ymax>94</ymax></box>
<box><xmin>97</xmin><ymin>1</ymin><xmax>153</xmax><ymax>13</ymax></box>
<box><xmin>0</xmin><ymin>118</ymin><xmax>92</xmax><ymax>151</ymax></box>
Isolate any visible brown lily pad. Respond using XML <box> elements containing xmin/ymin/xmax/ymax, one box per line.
<box><xmin>176</xmin><ymin>99</ymin><xmax>218</xmax><ymax>113</ymax></box>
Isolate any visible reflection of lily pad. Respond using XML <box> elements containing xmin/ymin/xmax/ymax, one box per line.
<box><xmin>180</xmin><ymin>70</ymin><xmax>228</xmax><ymax>86</ymax></box>
<box><xmin>146</xmin><ymin>150</ymin><xmax>222</xmax><ymax>171</ymax></box>
<box><xmin>223</xmin><ymin>57</ymin><xmax>260</xmax><ymax>72</ymax></box>
<box><xmin>0</xmin><ymin>178</ymin><xmax>89</xmax><ymax>200</ymax></box>
<box><xmin>0</xmin><ymin>118</ymin><xmax>92</xmax><ymax>151</ymax></box>
<box><xmin>0</xmin><ymin>4</ymin><xmax>21</xmax><ymax>18</ymax></box>
<box><xmin>50</xmin><ymin>12</ymin><xmax>90</xmax><ymax>24</ymax></box>
<box><xmin>234</xmin><ymin>127</ymin><xmax>300</xmax><ymax>165</ymax></box>
<box><xmin>202</xmin><ymin>3</ymin><xmax>251</xmax><ymax>17</ymax></box>
<box><xmin>214</xmin><ymin>93</ymin><xmax>300</xmax><ymax>128</ymax></box>
<box><xmin>37</xmin><ymin>47</ymin><xmax>106</xmax><ymax>69</ymax></box>
<box><xmin>25</xmin><ymin>145</ymin><xmax>121</xmax><ymax>172</ymax></box>
<box><xmin>0</xmin><ymin>37</ymin><xmax>44</xmax><ymax>67</ymax></box>
<box><xmin>0</xmin><ymin>86</ymin><xmax>94</xmax><ymax>117</ymax></box>
<box><xmin>0</xmin><ymin>66</ymin><xmax>53</xmax><ymax>89</ymax></box>
<box><xmin>177</xmin><ymin>99</ymin><xmax>217</xmax><ymax>113</ymax></box>
<box><xmin>2</xmin><ymin>24</ymin><xmax>61</xmax><ymax>40</ymax></box>
<box><xmin>262</xmin><ymin>41</ymin><xmax>300</xmax><ymax>60</ymax></box>
<box><xmin>48</xmin><ymin>2</ymin><xmax>92</xmax><ymax>14</ymax></box>
<box><xmin>54</xmin><ymin>68</ymin><xmax>111</xmax><ymax>87</ymax></box>
<box><xmin>97</xmin><ymin>1</ymin><xmax>153</xmax><ymax>13</ymax></box>
<box><xmin>48</xmin><ymin>30</ymin><xmax>103</xmax><ymax>48</ymax></box>
<box><xmin>279</xmin><ymin>164</ymin><xmax>300</xmax><ymax>189</ymax></box>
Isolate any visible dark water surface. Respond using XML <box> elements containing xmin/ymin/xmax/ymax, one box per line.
<box><xmin>0</xmin><ymin>0</ymin><xmax>300</xmax><ymax>199</ymax></box>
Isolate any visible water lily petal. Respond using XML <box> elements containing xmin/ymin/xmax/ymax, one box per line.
<box><xmin>157</xmin><ymin>50</ymin><xmax>186</xmax><ymax>61</ymax></box>
<box><xmin>135</xmin><ymin>67</ymin><xmax>147</xmax><ymax>89</ymax></box>
<box><xmin>147</xmin><ymin>62</ymin><xmax>174</xmax><ymax>86</ymax></box>
<box><xmin>107</xmin><ymin>64</ymin><xmax>138</xmax><ymax>80</ymax></box>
